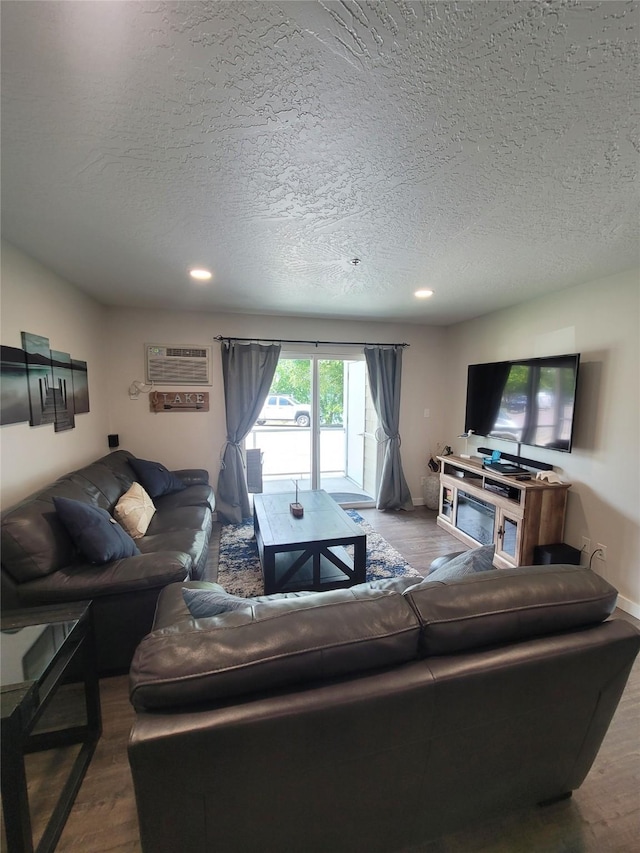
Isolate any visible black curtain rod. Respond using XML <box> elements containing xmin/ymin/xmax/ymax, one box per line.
<box><xmin>214</xmin><ymin>335</ymin><xmax>409</xmax><ymax>348</ymax></box>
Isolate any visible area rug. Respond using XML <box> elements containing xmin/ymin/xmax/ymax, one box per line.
<box><xmin>217</xmin><ymin>510</ymin><xmax>422</xmax><ymax>596</ymax></box>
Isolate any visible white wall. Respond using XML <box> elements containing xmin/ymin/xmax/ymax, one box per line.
<box><xmin>0</xmin><ymin>242</ymin><xmax>110</xmax><ymax>508</ymax></box>
<box><xmin>443</xmin><ymin>268</ymin><xmax>640</xmax><ymax>615</ymax></box>
<box><xmin>103</xmin><ymin>309</ymin><xmax>448</xmax><ymax>504</ymax></box>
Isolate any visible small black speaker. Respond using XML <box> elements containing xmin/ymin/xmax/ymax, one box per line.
<box><xmin>534</xmin><ymin>543</ymin><xmax>581</xmax><ymax>566</ymax></box>
<box><xmin>108</xmin><ymin>434</ymin><xmax>119</xmax><ymax>449</ymax></box>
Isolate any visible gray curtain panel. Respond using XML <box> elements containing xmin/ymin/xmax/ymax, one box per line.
<box><xmin>364</xmin><ymin>345</ymin><xmax>414</xmax><ymax>512</ymax></box>
<box><xmin>216</xmin><ymin>341</ymin><xmax>281</xmax><ymax>523</ymax></box>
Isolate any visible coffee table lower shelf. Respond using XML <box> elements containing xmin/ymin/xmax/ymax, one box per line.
<box><xmin>265</xmin><ymin>544</ymin><xmax>363</xmax><ymax>593</ymax></box>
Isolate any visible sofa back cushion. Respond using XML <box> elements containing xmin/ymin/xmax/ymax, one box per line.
<box><xmin>404</xmin><ymin>564</ymin><xmax>618</xmax><ymax>656</ymax></box>
<box><xmin>66</xmin><ymin>465</ymin><xmax>127</xmax><ymax>511</ymax></box>
<box><xmin>129</xmin><ymin>584</ymin><xmax>421</xmax><ymax>710</ymax></box>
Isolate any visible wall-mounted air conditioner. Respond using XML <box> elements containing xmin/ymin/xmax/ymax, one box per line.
<box><xmin>145</xmin><ymin>344</ymin><xmax>212</xmax><ymax>385</ymax></box>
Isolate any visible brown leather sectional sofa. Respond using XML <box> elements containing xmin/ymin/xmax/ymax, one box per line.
<box><xmin>128</xmin><ymin>564</ymin><xmax>640</xmax><ymax>852</ymax></box>
<box><xmin>1</xmin><ymin>450</ymin><xmax>217</xmax><ymax>673</ymax></box>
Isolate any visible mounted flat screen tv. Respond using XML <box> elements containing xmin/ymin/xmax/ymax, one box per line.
<box><xmin>464</xmin><ymin>353</ymin><xmax>580</xmax><ymax>453</ymax></box>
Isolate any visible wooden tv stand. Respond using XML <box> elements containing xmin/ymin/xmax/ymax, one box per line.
<box><xmin>436</xmin><ymin>455</ymin><xmax>571</xmax><ymax>568</ymax></box>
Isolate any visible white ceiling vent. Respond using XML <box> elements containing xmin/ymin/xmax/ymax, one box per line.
<box><xmin>145</xmin><ymin>344</ymin><xmax>212</xmax><ymax>385</ymax></box>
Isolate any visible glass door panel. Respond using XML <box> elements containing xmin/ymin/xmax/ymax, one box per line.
<box><xmin>318</xmin><ymin>358</ymin><xmax>374</xmax><ymax>504</ymax></box>
<box><xmin>246</xmin><ymin>358</ymin><xmax>312</xmax><ymax>495</ymax></box>
<box><xmin>497</xmin><ymin>511</ymin><xmax>519</xmax><ymax>561</ymax></box>
<box><xmin>247</xmin><ymin>354</ymin><xmax>376</xmax><ymax>505</ymax></box>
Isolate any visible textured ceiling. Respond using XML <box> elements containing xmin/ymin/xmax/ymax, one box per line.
<box><xmin>1</xmin><ymin>1</ymin><xmax>638</xmax><ymax>325</ymax></box>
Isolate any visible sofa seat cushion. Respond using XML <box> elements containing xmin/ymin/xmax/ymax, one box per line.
<box><xmin>145</xmin><ymin>506</ymin><xmax>211</xmax><ymax>536</ymax></box>
<box><xmin>15</xmin><ymin>552</ymin><xmax>192</xmax><ymax>604</ymax></box>
<box><xmin>153</xmin><ymin>485</ymin><xmax>215</xmax><ymax>513</ymax></box>
<box><xmin>137</xmin><ymin>528</ymin><xmax>211</xmax><ymax>575</ymax></box>
<box><xmin>404</xmin><ymin>564</ymin><xmax>619</xmax><ymax>656</ymax></box>
<box><xmin>129</xmin><ymin>583</ymin><xmax>422</xmax><ymax>710</ymax></box>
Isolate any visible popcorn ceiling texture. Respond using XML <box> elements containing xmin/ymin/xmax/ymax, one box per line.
<box><xmin>1</xmin><ymin>1</ymin><xmax>638</xmax><ymax>324</ymax></box>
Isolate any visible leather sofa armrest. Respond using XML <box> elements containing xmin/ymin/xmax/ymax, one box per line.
<box><xmin>172</xmin><ymin>469</ymin><xmax>209</xmax><ymax>487</ymax></box>
<box><xmin>16</xmin><ymin>551</ymin><xmax>193</xmax><ymax>603</ymax></box>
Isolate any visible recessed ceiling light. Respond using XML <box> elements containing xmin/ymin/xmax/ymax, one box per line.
<box><xmin>414</xmin><ymin>289</ymin><xmax>434</xmax><ymax>298</ymax></box>
<box><xmin>189</xmin><ymin>268</ymin><xmax>212</xmax><ymax>281</ymax></box>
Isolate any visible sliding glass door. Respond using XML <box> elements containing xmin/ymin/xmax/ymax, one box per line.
<box><xmin>246</xmin><ymin>352</ymin><xmax>378</xmax><ymax>505</ymax></box>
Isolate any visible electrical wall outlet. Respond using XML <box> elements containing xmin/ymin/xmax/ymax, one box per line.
<box><xmin>581</xmin><ymin>537</ymin><xmax>590</xmax><ymax>553</ymax></box>
<box><xmin>595</xmin><ymin>543</ymin><xmax>607</xmax><ymax>561</ymax></box>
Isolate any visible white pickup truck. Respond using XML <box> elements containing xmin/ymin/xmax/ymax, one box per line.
<box><xmin>256</xmin><ymin>395</ymin><xmax>311</xmax><ymax>427</ymax></box>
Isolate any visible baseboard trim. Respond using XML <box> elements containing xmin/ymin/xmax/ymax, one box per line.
<box><xmin>616</xmin><ymin>595</ymin><xmax>640</xmax><ymax>620</ymax></box>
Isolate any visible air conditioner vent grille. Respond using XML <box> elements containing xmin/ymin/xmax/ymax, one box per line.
<box><xmin>165</xmin><ymin>347</ymin><xmax>208</xmax><ymax>358</ymax></box>
<box><xmin>145</xmin><ymin>344</ymin><xmax>212</xmax><ymax>385</ymax></box>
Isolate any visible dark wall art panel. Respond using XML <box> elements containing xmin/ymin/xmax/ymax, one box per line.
<box><xmin>72</xmin><ymin>359</ymin><xmax>90</xmax><ymax>414</ymax></box>
<box><xmin>0</xmin><ymin>345</ymin><xmax>30</xmax><ymax>425</ymax></box>
<box><xmin>1</xmin><ymin>332</ymin><xmax>90</xmax><ymax>433</ymax></box>
<box><xmin>21</xmin><ymin>331</ymin><xmax>54</xmax><ymax>427</ymax></box>
<box><xmin>51</xmin><ymin>350</ymin><xmax>75</xmax><ymax>432</ymax></box>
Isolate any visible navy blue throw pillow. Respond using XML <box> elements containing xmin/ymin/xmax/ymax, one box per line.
<box><xmin>129</xmin><ymin>457</ymin><xmax>186</xmax><ymax>499</ymax></box>
<box><xmin>53</xmin><ymin>497</ymin><xmax>140</xmax><ymax>565</ymax></box>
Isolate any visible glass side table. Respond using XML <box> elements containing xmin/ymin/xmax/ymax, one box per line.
<box><xmin>1</xmin><ymin>601</ymin><xmax>102</xmax><ymax>853</ymax></box>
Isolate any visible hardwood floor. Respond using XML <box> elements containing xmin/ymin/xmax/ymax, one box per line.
<box><xmin>4</xmin><ymin>507</ymin><xmax>639</xmax><ymax>853</ymax></box>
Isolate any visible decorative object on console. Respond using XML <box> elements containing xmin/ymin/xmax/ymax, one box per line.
<box><xmin>290</xmin><ymin>479</ymin><xmax>304</xmax><ymax>518</ymax></box>
<box><xmin>458</xmin><ymin>429</ymin><xmax>474</xmax><ymax>458</ymax></box>
<box><xmin>536</xmin><ymin>471</ymin><xmax>564</xmax><ymax>484</ymax></box>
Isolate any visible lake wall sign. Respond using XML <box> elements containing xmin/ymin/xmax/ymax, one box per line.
<box><xmin>149</xmin><ymin>391</ymin><xmax>209</xmax><ymax>412</ymax></box>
